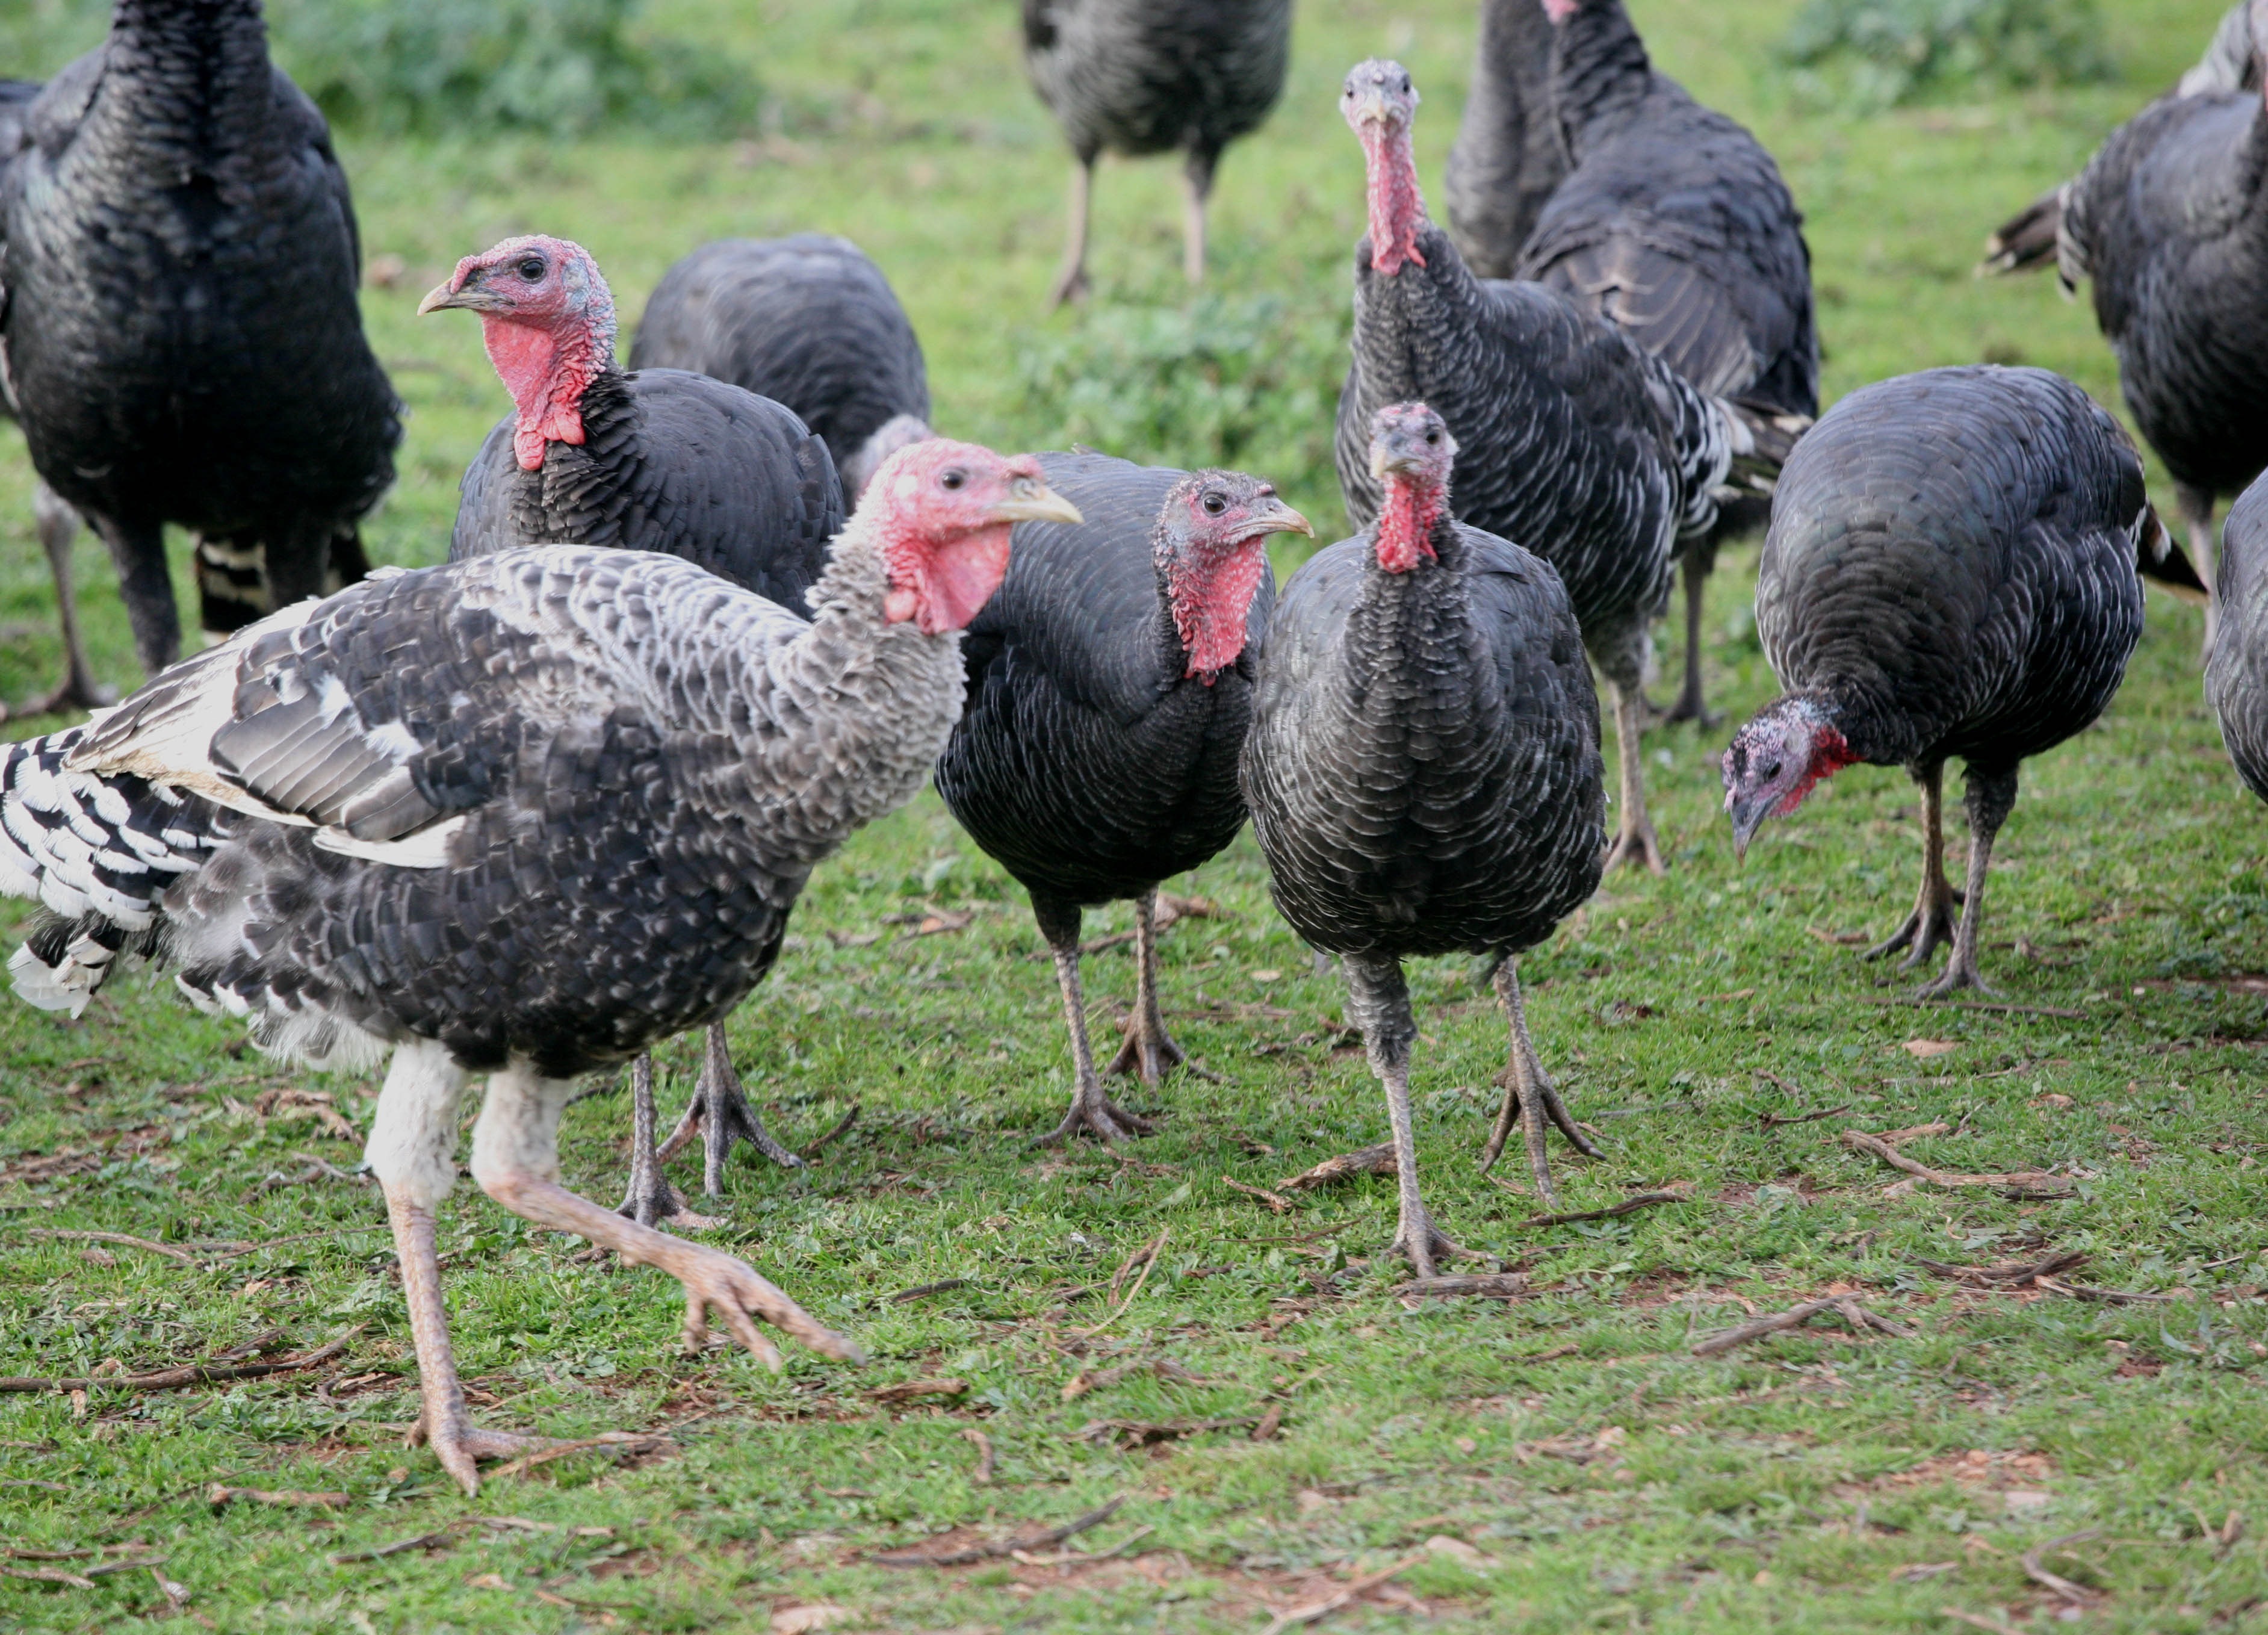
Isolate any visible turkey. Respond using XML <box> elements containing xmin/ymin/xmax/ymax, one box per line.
<box><xmin>2207</xmin><ymin>473</ymin><xmax>2268</xmax><ymax>801</ymax></box>
<box><xmin>1723</xmin><ymin>367</ymin><xmax>2167</xmax><ymax>996</ymax></box>
<box><xmin>1518</xmin><ymin>0</ymin><xmax>1818</xmax><ymax>728</ymax></box>
<box><xmin>1244</xmin><ymin>403</ymin><xmax>1606</xmax><ymax>1268</ymax></box>
<box><xmin>1981</xmin><ymin>2</ymin><xmax>2257</xmax><ymax>278</ymax></box>
<box><xmin>1336</xmin><ymin>58</ymin><xmax>1785</xmax><ymax>874</ymax></box>
<box><xmin>935</xmin><ymin>453</ymin><xmax>1309</xmax><ymax>1144</ymax></box>
<box><xmin>0</xmin><ymin>438</ymin><xmax>1079</xmax><ymax>1494</ymax></box>
<box><xmin>0</xmin><ymin>0</ymin><xmax>400</xmax><ymax>681</ymax></box>
<box><xmin>427</xmin><ymin>234</ymin><xmax>847</xmax><ymax>1219</ymax></box>
<box><xmin>1022</xmin><ymin>0</ymin><xmax>1294</xmax><ymax>305</ymax></box>
<box><xmin>1443</xmin><ymin>0</ymin><xmax>1567</xmax><ymax>279</ymax></box>
<box><xmin>629</xmin><ymin>234</ymin><xmax>934</xmax><ymax>510</ymax></box>
<box><xmin>1983</xmin><ymin>0</ymin><xmax>2268</xmax><ymax>618</ymax></box>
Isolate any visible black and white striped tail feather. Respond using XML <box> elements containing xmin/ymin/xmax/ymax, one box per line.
<box><xmin>0</xmin><ymin>728</ymin><xmax>215</xmax><ymax>1016</ymax></box>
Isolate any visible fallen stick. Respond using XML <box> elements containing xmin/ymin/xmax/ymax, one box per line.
<box><xmin>1514</xmin><ymin>1192</ymin><xmax>1685</xmax><ymax>1229</ymax></box>
<box><xmin>2019</xmin><ymin>1529</ymin><xmax>2102</xmax><ymax>1604</ymax></box>
<box><xmin>1912</xmin><ymin>1250</ymin><xmax>2087</xmax><ymax>1287</ymax></box>
<box><xmin>1691</xmin><ymin>1295</ymin><xmax>1909</xmax><ymax>1356</ymax></box>
<box><xmin>886</xmin><ymin>1277</ymin><xmax>968</xmax><ymax>1305</ymax></box>
<box><xmin>1277</xmin><ymin>1146</ymin><xmax>1394</xmax><ymax>1192</ymax></box>
<box><xmin>1393</xmin><ymin>1273</ymin><xmax>1529</xmax><ymax>1300</ymax></box>
<box><xmin>0</xmin><ymin>1330</ymin><xmax>356</xmax><ymax>1394</ymax></box>
<box><xmin>18</xmin><ymin>1229</ymin><xmax>195</xmax><ymax>1264</ymax></box>
<box><xmin>2</xmin><ymin>1564</ymin><xmax>98</xmax><ymax>1589</ymax></box>
<box><xmin>871</xmin><ymin>1495</ymin><xmax>1127</xmax><ymax>1568</ymax></box>
<box><xmin>1839</xmin><ymin>1129</ymin><xmax>2072</xmax><ymax>1199</ymax></box>
<box><xmin>330</xmin><ymin>1530</ymin><xmax>459</xmax><ymax>1564</ymax></box>
<box><xmin>2033</xmin><ymin>1276</ymin><xmax>2178</xmax><ymax>1305</ymax></box>
<box><xmin>206</xmin><ymin>1485</ymin><xmax>348</xmax><ymax>1509</ymax></box>
<box><xmin>961</xmin><ymin>1427</ymin><xmax>994</xmax><ymax>1485</ymax></box>
<box><xmin>488</xmin><ymin>1432</ymin><xmax>669</xmax><ymax>1481</ymax></box>
<box><xmin>1224</xmin><ymin>1176</ymin><xmax>1293</xmax><ymax>1214</ymax></box>
<box><xmin>1759</xmin><ymin>1103</ymin><xmax>1851</xmax><ymax>1130</ymax></box>
<box><xmin>1070</xmin><ymin>1230</ymin><xmax>1167</xmax><ymax>1339</ymax></box>
<box><xmin>1262</xmin><ymin>1551</ymin><xmax>1429</xmax><ymax>1635</ymax></box>
<box><xmin>803</xmin><ymin>1105</ymin><xmax>860</xmax><ymax>1157</ymax></box>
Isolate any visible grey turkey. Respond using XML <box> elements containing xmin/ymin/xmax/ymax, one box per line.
<box><xmin>1244</xmin><ymin>402</ymin><xmax>1606</xmax><ymax>1270</ymax></box>
<box><xmin>1022</xmin><ymin>0</ymin><xmax>1294</xmax><ymax>304</ymax></box>
<box><xmin>1444</xmin><ymin>0</ymin><xmax>1566</xmax><ymax>279</ymax></box>
<box><xmin>1517</xmin><ymin>0</ymin><xmax>1818</xmax><ymax>728</ymax></box>
<box><xmin>2206</xmin><ymin>473</ymin><xmax>2268</xmax><ymax>801</ymax></box>
<box><xmin>0</xmin><ymin>0</ymin><xmax>399</xmax><ymax>683</ymax></box>
<box><xmin>1336</xmin><ymin>58</ymin><xmax>1788</xmax><ymax>875</ymax></box>
<box><xmin>427</xmin><ymin>233</ymin><xmax>848</xmax><ymax>1221</ymax></box>
<box><xmin>629</xmin><ymin>234</ymin><xmax>934</xmax><ymax>510</ymax></box>
<box><xmin>1723</xmin><ymin>366</ymin><xmax>2173</xmax><ymax>996</ymax></box>
<box><xmin>1984</xmin><ymin>0</ymin><xmax>2268</xmax><ymax>619</ymax></box>
<box><xmin>934</xmin><ymin>453</ymin><xmax>1309</xmax><ymax>1144</ymax></box>
<box><xmin>0</xmin><ymin>439</ymin><xmax>1078</xmax><ymax>1494</ymax></box>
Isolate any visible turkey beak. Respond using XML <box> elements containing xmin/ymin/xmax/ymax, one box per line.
<box><xmin>418</xmin><ymin>275</ymin><xmax>499</xmax><ymax>315</ymax></box>
<box><xmin>988</xmin><ymin>476</ymin><xmax>1083</xmax><ymax>527</ymax></box>
<box><xmin>1242</xmin><ymin>498</ymin><xmax>1314</xmax><ymax>540</ymax></box>
<box><xmin>1726</xmin><ymin>786</ymin><xmax>1774</xmax><ymax>863</ymax></box>
<box><xmin>1349</xmin><ymin>87</ymin><xmax>1396</xmax><ymax>128</ymax></box>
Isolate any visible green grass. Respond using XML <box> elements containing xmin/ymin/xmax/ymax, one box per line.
<box><xmin>4</xmin><ymin>1</ymin><xmax>2266</xmax><ymax>1630</ymax></box>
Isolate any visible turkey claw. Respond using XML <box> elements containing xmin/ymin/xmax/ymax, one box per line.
<box><xmin>670</xmin><ymin>1242</ymin><xmax>861</xmax><ymax>1368</ymax></box>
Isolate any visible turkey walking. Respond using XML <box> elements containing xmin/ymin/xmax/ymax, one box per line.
<box><xmin>1023</xmin><ymin>0</ymin><xmax>1294</xmax><ymax>304</ymax></box>
<box><xmin>630</xmin><ymin>234</ymin><xmax>934</xmax><ymax>509</ymax></box>
<box><xmin>935</xmin><ymin>453</ymin><xmax>1308</xmax><ymax>1144</ymax></box>
<box><xmin>1244</xmin><ymin>403</ymin><xmax>1606</xmax><ymax>1267</ymax></box>
<box><xmin>0</xmin><ymin>439</ymin><xmax>1077</xmax><ymax>1494</ymax></box>
<box><xmin>1443</xmin><ymin>0</ymin><xmax>1567</xmax><ymax>278</ymax></box>
<box><xmin>1336</xmin><ymin>58</ymin><xmax>1782</xmax><ymax>873</ymax></box>
<box><xmin>1518</xmin><ymin>0</ymin><xmax>1818</xmax><ymax>728</ymax></box>
<box><xmin>2207</xmin><ymin>474</ymin><xmax>2268</xmax><ymax>801</ymax></box>
<box><xmin>0</xmin><ymin>0</ymin><xmax>400</xmax><ymax>680</ymax></box>
<box><xmin>429</xmin><ymin>234</ymin><xmax>848</xmax><ymax>1218</ymax></box>
<box><xmin>1723</xmin><ymin>367</ymin><xmax>2166</xmax><ymax>996</ymax></box>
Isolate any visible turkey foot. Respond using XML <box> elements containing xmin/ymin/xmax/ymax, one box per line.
<box><xmin>1867</xmin><ymin>762</ymin><xmax>1957</xmax><ymax>969</ymax></box>
<box><xmin>655</xmin><ymin>1022</ymin><xmax>805</xmax><ymax>1198</ymax></box>
<box><xmin>1105</xmin><ymin>1014</ymin><xmax>1187</xmax><ymax>1082</ymax></box>
<box><xmin>1387</xmin><ymin>1200</ymin><xmax>1480</xmax><ymax>1282</ymax></box>
<box><xmin>617</xmin><ymin>1055</ymin><xmax>721</xmax><ymax>1230</ymax></box>
<box><xmin>1660</xmin><ymin>554</ymin><xmax>1721</xmax><ymax>728</ymax></box>
<box><xmin>1477</xmin><ymin>961</ymin><xmax>1600</xmax><ymax>1208</ymax></box>
<box><xmin>1034</xmin><ymin>908</ymin><xmax>1157</xmax><ymax>1145</ymax></box>
<box><xmin>1913</xmin><ymin>768</ymin><xmax>2011</xmax><ymax>999</ymax></box>
<box><xmin>1103</xmin><ymin>889</ymin><xmax>1213</xmax><ymax>1083</ymax></box>
<box><xmin>1035</xmin><ymin>1072</ymin><xmax>1156</xmax><ymax>1147</ymax></box>
<box><xmin>1603</xmin><ymin>684</ymin><xmax>1667</xmax><ymax>874</ymax></box>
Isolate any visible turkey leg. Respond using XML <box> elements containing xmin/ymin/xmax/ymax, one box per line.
<box><xmin>1182</xmin><ymin>149</ymin><xmax>1217</xmax><ymax>286</ymax></box>
<box><xmin>1602</xmin><ymin>681</ymin><xmax>1666</xmax><ymax>874</ymax></box>
<box><xmin>616</xmin><ymin>1055</ymin><xmax>722</xmax><ymax>1230</ymax></box>
<box><xmin>1049</xmin><ymin>153</ymin><xmax>1097</xmax><ymax>308</ymax></box>
<box><xmin>1106</xmin><ymin>888</ymin><xmax>1192</xmax><ymax>1082</ymax></box>
<box><xmin>1033</xmin><ymin>897</ymin><xmax>1155</xmax><ymax>1145</ymax></box>
<box><xmin>1343</xmin><ymin>953</ymin><xmax>1478</xmax><ymax>1279</ymax></box>
<box><xmin>1867</xmin><ymin>761</ymin><xmax>1960</xmax><ymax>968</ymax></box>
<box><xmin>655</xmin><ymin>1022</ymin><xmax>806</xmax><ymax>1199</ymax></box>
<box><xmin>5</xmin><ymin>484</ymin><xmax>110</xmax><ymax>719</ymax></box>
<box><xmin>91</xmin><ymin>514</ymin><xmax>179</xmax><ymax>675</ymax></box>
<box><xmin>1661</xmin><ymin>550</ymin><xmax>1720</xmax><ymax>728</ymax></box>
<box><xmin>1916</xmin><ymin>767</ymin><xmax>2015</xmax><ymax>999</ymax></box>
<box><xmin>2180</xmin><ymin>483</ymin><xmax>2218</xmax><ymax>657</ymax></box>
<box><xmin>1478</xmin><ymin>958</ymin><xmax>1600</xmax><ymax>1205</ymax></box>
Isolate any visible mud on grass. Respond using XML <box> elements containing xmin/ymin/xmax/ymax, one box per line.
<box><xmin>5</xmin><ymin>0</ymin><xmax>2268</xmax><ymax>1628</ymax></box>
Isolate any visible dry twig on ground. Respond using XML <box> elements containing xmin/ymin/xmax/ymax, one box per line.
<box><xmin>0</xmin><ymin>1329</ymin><xmax>356</xmax><ymax>1394</ymax></box>
<box><xmin>1277</xmin><ymin>1146</ymin><xmax>1394</xmax><ymax>1191</ymax></box>
<box><xmin>1691</xmin><ymin>1296</ymin><xmax>1910</xmax><ymax>1356</ymax></box>
<box><xmin>1839</xmin><ymin>1129</ymin><xmax>2072</xmax><ymax>1199</ymax></box>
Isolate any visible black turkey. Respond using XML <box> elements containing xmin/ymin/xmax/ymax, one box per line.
<box><xmin>429</xmin><ymin>235</ymin><xmax>847</xmax><ymax>1218</ymax></box>
<box><xmin>1723</xmin><ymin>367</ymin><xmax>2167</xmax><ymax>995</ymax></box>
<box><xmin>935</xmin><ymin>453</ymin><xmax>1307</xmax><ymax>1144</ymax></box>
<box><xmin>629</xmin><ymin>234</ymin><xmax>934</xmax><ymax>509</ymax></box>
<box><xmin>0</xmin><ymin>0</ymin><xmax>399</xmax><ymax>680</ymax></box>
<box><xmin>1519</xmin><ymin>0</ymin><xmax>1818</xmax><ymax>728</ymax></box>
<box><xmin>0</xmin><ymin>439</ymin><xmax>1078</xmax><ymax>1494</ymax></box>
<box><xmin>1023</xmin><ymin>0</ymin><xmax>1294</xmax><ymax>303</ymax></box>
<box><xmin>1443</xmin><ymin>0</ymin><xmax>1567</xmax><ymax>278</ymax></box>
<box><xmin>1244</xmin><ymin>402</ymin><xmax>1606</xmax><ymax>1268</ymax></box>
<box><xmin>1336</xmin><ymin>58</ymin><xmax>1786</xmax><ymax>874</ymax></box>
<box><xmin>2207</xmin><ymin>473</ymin><xmax>2268</xmax><ymax>801</ymax></box>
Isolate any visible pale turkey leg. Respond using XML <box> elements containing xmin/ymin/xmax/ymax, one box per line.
<box><xmin>1661</xmin><ymin>553</ymin><xmax>1720</xmax><ymax>728</ymax></box>
<box><xmin>1049</xmin><ymin>155</ymin><xmax>1095</xmax><ymax>308</ymax></box>
<box><xmin>1478</xmin><ymin>958</ymin><xmax>1599</xmax><ymax>1204</ymax></box>
<box><xmin>1344</xmin><ymin>954</ymin><xmax>1481</xmax><ymax>1279</ymax></box>
<box><xmin>617</xmin><ymin>1055</ymin><xmax>721</xmax><ymax>1230</ymax></box>
<box><xmin>6</xmin><ymin>484</ymin><xmax>111</xmax><ymax>720</ymax></box>
<box><xmin>1916</xmin><ymin>768</ymin><xmax>2014</xmax><ymax>999</ymax></box>
<box><xmin>654</xmin><ymin>1022</ymin><xmax>805</xmax><ymax>1198</ymax></box>
<box><xmin>1182</xmin><ymin>150</ymin><xmax>1215</xmax><ymax>286</ymax></box>
<box><xmin>2181</xmin><ymin>483</ymin><xmax>2218</xmax><ymax>658</ymax></box>
<box><xmin>1602</xmin><ymin>681</ymin><xmax>1666</xmax><ymax>875</ymax></box>
<box><xmin>1867</xmin><ymin>762</ymin><xmax>1959</xmax><ymax>967</ymax></box>
<box><xmin>1034</xmin><ymin>898</ymin><xmax>1154</xmax><ymax>1146</ymax></box>
<box><xmin>1106</xmin><ymin>889</ymin><xmax>1194</xmax><ymax>1082</ymax></box>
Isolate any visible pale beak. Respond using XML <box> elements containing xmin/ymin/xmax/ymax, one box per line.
<box><xmin>418</xmin><ymin>277</ymin><xmax>500</xmax><ymax>316</ymax></box>
<box><xmin>1371</xmin><ymin>448</ymin><xmax>1429</xmax><ymax>482</ymax></box>
<box><xmin>1239</xmin><ymin>498</ymin><xmax>1315</xmax><ymax>540</ymax></box>
<box><xmin>1350</xmin><ymin>88</ymin><xmax>1395</xmax><ymax>126</ymax></box>
<box><xmin>988</xmin><ymin>476</ymin><xmax>1083</xmax><ymax>527</ymax></box>
<box><xmin>1726</xmin><ymin>788</ymin><xmax>1774</xmax><ymax>863</ymax></box>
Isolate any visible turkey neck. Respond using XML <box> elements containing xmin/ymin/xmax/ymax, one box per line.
<box><xmin>1345</xmin><ymin>483</ymin><xmax>1471</xmax><ymax>690</ymax></box>
<box><xmin>1359</xmin><ymin>115</ymin><xmax>1429</xmax><ymax>276</ymax></box>
<box><xmin>494</xmin><ymin>324</ymin><xmax>616</xmax><ymax>472</ymax></box>
<box><xmin>1549</xmin><ymin>0</ymin><xmax>1653</xmax><ymax>161</ymax></box>
<box><xmin>94</xmin><ymin>0</ymin><xmax>278</xmax><ymax>164</ymax></box>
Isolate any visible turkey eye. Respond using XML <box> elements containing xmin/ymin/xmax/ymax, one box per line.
<box><xmin>1760</xmin><ymin>760</ymin><xmax>1782</xmax><ymax>780</ymax></box>
<box><xmin>940</xmin><ymin>468</ymin><xmax>965</xmax><ymax>491</ymax></box>
<box><xmin>516</xmin><ymin>258</ymin><xmax>544</xmax><ymax>281</ymax></box>
<box><xmin>1424</xmin><ymin>430</ymin><xmax>1439</xmax><ymax>444</ymax></box>
<box><xmin>1203</xmin><ymin>493</ymin><xmax>1225</xmax><ymax>515</ymax></box>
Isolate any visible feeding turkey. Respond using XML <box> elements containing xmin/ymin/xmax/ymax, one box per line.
<box><xmin>1334</xmin><ymin>58</ymin><xmax>1791</xmax><ymax>876</ymax></box>
<box><xmin>0</xmin><ymin>0</ymin><xmax>400</xmax><ymax>686</ymax></box>
<box><xmin>1517</xmin><ymin>0</ymin><xmax>1817</xmax><ymax>728</ymax></box>
<box><xmin>935</xmin><ymin>454</ymin><xmax>1309</xmax><ymax>1145</ymax></box>
<box><xmin>426</xmin><ymin>234</ymin><xmax>847</xmax><ymax>1221</ymax></box>
<box><xmin>630</xmin><ymin>234</ymin><xmax>935</xmax><ymax>510</ymax></box>
<box><xmin>1724</xmin><ymin>366</ymin><xmax>2184</xmax><ymax>997</ymax></box>
<box><xmin>1244</xmin><ymin>403</ymin><xmax>1606</xmax><ymax>1268</ymax></box>
<box><xmin>0</xmin><ymin>439</ymin><xmax>1079</xmax><ymax>1494</ymax></box>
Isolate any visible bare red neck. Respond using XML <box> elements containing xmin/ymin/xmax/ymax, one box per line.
<box><xmin>1165</xmin><ymin>542</ymin><xmax>1267</xmax><ymax>680</ymax></box>
<box><xmin>1374</xmin><ymin>473</ymin><xmax>1445</xmax><ymax>572</ymax></box>
<box><xmin>485</xmin><ymin>314</ymin><xmax>612</xmax><ymax>472</ymax></box>
<box><xmin>1358</xmin><ymin>120</ymin><xmax>1428</xmax><ymax>277</ymax></box>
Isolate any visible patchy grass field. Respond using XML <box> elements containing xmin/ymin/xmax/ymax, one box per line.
<box><xmin>5</xmin><ymin>1</ymin><xmax>2267</xmax><ymax>1630</ymax></box>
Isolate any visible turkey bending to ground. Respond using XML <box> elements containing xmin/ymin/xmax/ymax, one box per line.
<box><xmin>1244</xmin><ymin>403</ymin><xmax>1606</xmax><ymax>1268</ymax></box>
<box><xmin>1519</xmin><ymin>0</ymin><xmax>1817</xmax><ymax>728</ymax></box>
<box><xmin>1985</xmin><ymin>0</ymin><xmax>2268</xmax><ymax>623</ymax></box>
<box><xmin>1023</xmin><ymin>0</ymin><xmax>1294</xmax><ymax>305</ymax></box>
<box><xmin>1981</xmin><ymin>2</ymin><xmax>2257</xmax><ymax>278</ymax></box>
<box><xmin>1723</xmin><ymin>366</ymin><xmax>2174</xmax><ymax>996</ymax></box>
<box><xmin>629</xmin><ymin>235</ymin><xmax>934</xmax><ymax>510</ymax></box>
<box><xmin>426</xmin><ymin>235</ymin><xmax>846</xmax><ymax>1221</ymax></box>
<box><xmin>0</xmin><ymin>440</ymin><xmax>1077</xmax><ymax>1495</ymax></box>
<box><xmin>1336</xmin><ymin>58</ymin><xmax>1791</xmax><ymax>875</ymax></box>
<box><xmin>935</xmin><ymin>453</ymin><xmax>1308</xmax><ymax>1144</ymax></box>
<box><xmin>2206</xmin><ymin>474</ymin><xmax>2268</xmax><ymax>801</ymax></box>
<box><xmin>0</xmin><ymin>0</ymin><xmax>398</xmax><ymax>681</ymax></box>
<box><xmin>1443</xmin><ymin>0</ymin><xmax>1567</xmax><ymax>277</ymax></box>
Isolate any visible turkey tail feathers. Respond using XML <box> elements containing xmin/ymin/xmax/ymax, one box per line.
<box><xmin>1715</xmin><ymin>397</ymin><xmax>1812</xmax><ymax>504</ymax></box>
<box><xmin>1979</xmin><ymin>185</ymin><xmax>2065</xmax><ymax>278</ymax></box>
<box><xmin>2137</xmin><ymin>504</ymin><xmax>2212</xmax><ymax>600</ymax></box>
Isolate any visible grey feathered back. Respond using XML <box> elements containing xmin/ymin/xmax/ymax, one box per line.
<box><xmin>1444</xmin><ymin>0</ymin><xmax>1568</xmax><ymax>278</ymax></box>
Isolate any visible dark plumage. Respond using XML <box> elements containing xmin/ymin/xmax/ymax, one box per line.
<box><xmin>1023</xmin><ymin>0</ymin><xmax>1294</xmax><ymax>302</ymax></box>
<box><xmin>936</xmin><ymin>453</ymin><xmax>1306</xmax><ymax>1143</ymax></box>
<box><xmin>1517</xmin><ymin>0</ymin><xmax>1817</xmax><ymax>727</ymax></box>
<box><xmin>1444</xmin><ymin>0</ymin><xmax>1567</xmax><ymax>278</ymax></box>
<box><xmin>1724</xmin><ymin>367</ymin><xmax>2160</xmax><ymax>996</ymax></box>
<box><xmin>1336</xmin><ymin>58</ymin><xmax>1777</xmax><ymax>874</ymax></box>
<box><xmin>628</xmin><ymin>234</ymin><xmax>934</xmax><ymax>509</ymax></box>
<box><xmin>1244</xmin><ymin>403</ymin><xmax>1606</xmax><ymax>1268</ymax></box>
<box><xmin>0</xmin><ymin>0</ymin><xmax>400</xmax><ymax>678</ymax></box>
<box><xmin>2207</xmin><ymin>473</ymin><xmax>2268</xmax><ymax>801</ymax></box>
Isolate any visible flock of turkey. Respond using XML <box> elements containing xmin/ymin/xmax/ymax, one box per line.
<box><xmin>0</xmin><ymin>0</ymin><xmax>2262</xmax><ymax>1492</ymax></box>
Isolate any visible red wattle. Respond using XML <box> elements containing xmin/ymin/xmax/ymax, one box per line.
<box><xmin>482</xmin><ymin>312</ymin><xmax>603</xmax><ymax>471</ymax></box>
<box><xmin>1170</xmin><ymin>538</ymin><xmax>1268</xmax><ymax>678</ymax></box>
<box><xmin>1358</xmin><ymin>122</ymin><xmax>1428</xmax><ymax>277</ymax></box>
<box><xmin>1374</xmin><ymin>476</ymin><xmax>1443</xmax><ymax>572</ymax></box>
